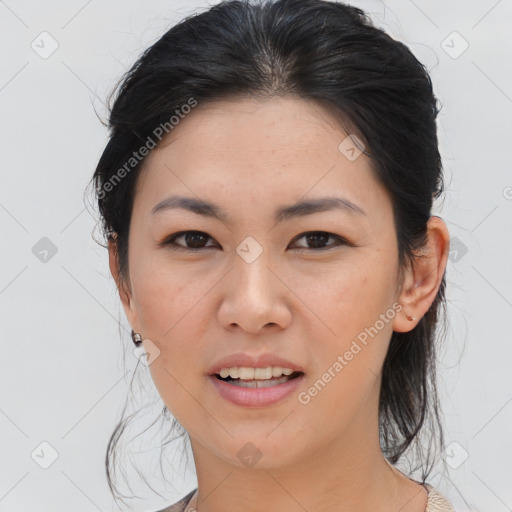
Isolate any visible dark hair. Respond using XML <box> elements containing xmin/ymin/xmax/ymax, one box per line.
<box><xmin>89</xmin><ymin>0</ymin><xmax>448</xmax><ymax>502</ymax></box>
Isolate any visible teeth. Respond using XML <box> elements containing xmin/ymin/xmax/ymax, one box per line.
<box><xmin>218</xmin><ymin>366</ymin><xmax>296</xmax><ymax>380</ymax></box>
<box><xmin>228</xmin><ymin>375</ymin><xmax>292</xmax><ymax>388</ymax></box>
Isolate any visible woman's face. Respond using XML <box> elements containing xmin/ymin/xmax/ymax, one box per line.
<box><xmin>114</xmin><ymin>96</ymin><xmax>413</xmax><ymax>469</ymax></box>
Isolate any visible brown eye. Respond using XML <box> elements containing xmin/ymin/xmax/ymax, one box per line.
<box><xmin>289</xmin><ymin>231</ymin><xmax>348</xmax><ymax>251</ymax></box>
<box><xmin>163</xmin><ymin>231</ymin><xmax>219</xmax><ymax>250</ymax></box>
<box><xmin>161</xmin><ymin>230</ymin><xmax>349</xmax><ymax>252</ymax></box>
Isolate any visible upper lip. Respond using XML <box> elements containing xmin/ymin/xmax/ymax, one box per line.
<box><xmin>208</xmin><ymin>352</ymin><xmax>305</xmax><ymax>375</ymax></box>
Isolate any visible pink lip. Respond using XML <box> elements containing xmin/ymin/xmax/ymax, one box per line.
<box><xmin>209</xmin><ymin>373</ymin><xmax>306</xmax><ymax>407</ymax></box>
<box><xmin>207</xmin><ymin>352</ymin><xmax>304</xmax><ymax>376</ymax></box>
<box><xmin>207</xmin><ymin>352</ymin><xmax>306</xmax><ymax>407</ymax></box>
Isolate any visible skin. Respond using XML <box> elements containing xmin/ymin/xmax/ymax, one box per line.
<box><xmin>109</xmin><ymin>96</ymin><xmax>450</xmax><ymax>512</ymax></box>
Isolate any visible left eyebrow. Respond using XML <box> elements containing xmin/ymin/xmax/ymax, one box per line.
<box><xmin>275</xmin><ymin>196</ymin><xmax>366</xmax><ymax>222</ymax></box>
<box><xmin>151</xmin><ymin>195</ymin><xmax>366</xmax><ymax>224</ymax></box>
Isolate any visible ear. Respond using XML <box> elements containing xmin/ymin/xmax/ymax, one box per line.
<box><xmin>108</xmin><ymin>238</ymin><xmax>140</xmax><ymax>332</ymax></box>
<box><xmin>392</xmin><ymin>216</ymin><xmax>450</xmax><ymax>333</ymax></box>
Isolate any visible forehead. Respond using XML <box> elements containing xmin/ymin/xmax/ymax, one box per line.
<box><xmin>160</xmin><ymin>96</ymin><xmax>347</xmax><ymax>154</ymax></box>
<box><xmin>134</xmin><ymin>96</ymin><xmax>392</xmax><ymax>219</ymax></box>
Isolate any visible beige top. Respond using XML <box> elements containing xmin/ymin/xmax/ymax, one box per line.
<box><xmin>157</xmin><ymin>483</ymin><xmax>455</xmax><ymax>512</ymax></box>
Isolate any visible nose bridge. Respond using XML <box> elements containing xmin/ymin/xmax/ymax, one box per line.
<box><xmin>218</xmin><ymin>236</ymin><xmax>289</xmax><ymax>332</ymax></box>
<box><xmin>234</xmin><ymin>239</ymin><xmax>274</xmax><ymax>303</ymax></box>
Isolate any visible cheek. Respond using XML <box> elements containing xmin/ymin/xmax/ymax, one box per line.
<box><xmin>129</xmin><ymin>256</ymin><xmax>215</xmax><ymax>393</ymax></box>
<box><xmin>131</xmin><ymin>253</ymin><xmax>212</xmax><ymax>338</ymax></box>
<box><xmin>300</xmin><ymin>255</ymin><xmax>396</xmax><ymax>338</ymax></box>
<box><xmin>131</xmin><ymin>260</ymin><xmax>213</xmax><ymax>423</ymax></box>
<box><xmin>298</xmin><ymin>252</ymin><xmax>397</xmax><ymax>388</ymax></box>
<box><xmin>294</xmin><ymin>269</ymin><xmax>394</xmax><ymax>435</ymax></box>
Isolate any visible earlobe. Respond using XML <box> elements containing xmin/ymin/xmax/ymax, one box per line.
<box><xmin>392</xmin><ymin>216</ymin><xmax>450</xmax><ymax>333</ymax></box>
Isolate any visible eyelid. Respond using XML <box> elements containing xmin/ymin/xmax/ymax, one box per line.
<box><xmin>289</xmin><ymin>231</ymin><xmax>351</xmax><ymax>250</ymax></box>
<box><xmin>160</xmin><ymin>230</ymin><xmax>351</xmax><ymax>251</ymax></box>
<box><xmin>160</xmin><ymin>230</ymin><xmax>218</xmax><ymax>250</ymax></box>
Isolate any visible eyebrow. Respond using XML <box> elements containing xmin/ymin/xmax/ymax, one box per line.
<box><xmin>151</xmin><ymin>195</ymin><xmax>366</xmax><ymax>223</ymax></box>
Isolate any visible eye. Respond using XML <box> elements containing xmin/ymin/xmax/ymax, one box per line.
<box><xmin>288</xmin><ymin>231</ymin><xmax>349</xmax><ymax>251</ymax></box>
<box><xmin>161</xmin><ymin>230</ymin><xmax>219</xmax><ymax>251</ymax></box>
<box><xmin>160</xmin><ymin>230</ymin><xmax>350</xmax><ymax>252</ymax></box>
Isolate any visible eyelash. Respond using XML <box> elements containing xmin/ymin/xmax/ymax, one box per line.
<box><xmin>160</xmin><ymin>230</ymin><xmax>350</xmax><ymax>252</ymax></box>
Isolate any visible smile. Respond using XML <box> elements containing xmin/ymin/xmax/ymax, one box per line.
<box><xmin>210</xmin><ymin>371</ymin><xmax>305</xmax><ymax>406</ymax></box>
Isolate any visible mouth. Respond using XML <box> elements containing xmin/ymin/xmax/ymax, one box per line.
<box><xmin>210</xmin><ymin>366</ymin><xmax>305</xmax><ymax>407</ymax></box>
<box><xmin>207</xmin><ymin>355</ymin><xmax>306</xmax><ymax>406</ymax></box>
<box><xmin>213</xmin><ymin>370</ymin><xmax>305</xmax><ymax>388</ymax></box>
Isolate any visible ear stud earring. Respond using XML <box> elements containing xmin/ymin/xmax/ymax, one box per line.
<box><xmin>131</xmin><ymin>330</ymin><xmax>143</xmax><ymax>346</ymax></box>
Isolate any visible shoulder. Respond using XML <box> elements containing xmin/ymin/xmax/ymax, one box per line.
<box><xmin>153</xmin><ymin>488</ymin><xmax>197</xmax><ymax>512</ymax></box>
<box><xmin>424</xmin><ymin>483</ymin><xmax>456</xmax><ymax>512</ymax></box>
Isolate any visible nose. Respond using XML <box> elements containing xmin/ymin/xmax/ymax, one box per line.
<box><xmin>217</xmin><ymin>248</ymin><xmax>292</xmax><ymax>334</ymax></box>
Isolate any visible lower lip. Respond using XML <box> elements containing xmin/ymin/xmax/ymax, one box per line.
<box><xmin>209</xmin><ymin>374</ymin><xmax>305</xmax><ymax>407</ymax></box>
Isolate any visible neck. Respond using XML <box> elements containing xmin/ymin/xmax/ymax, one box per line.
<box><xmin>187</xmin><ymin>401</ymin><xmax>428</xmax><ymax>512</ymax></box>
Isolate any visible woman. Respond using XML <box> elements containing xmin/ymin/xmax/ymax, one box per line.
<box><xmin>91</xmin><ymin>0</ymin><xmax>455</xmax><ymax>510</ymax></box>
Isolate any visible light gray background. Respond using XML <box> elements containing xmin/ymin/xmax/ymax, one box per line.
<box><xmin>1</xmin><ymin>0</ymin><xmax>511</xmax><ymax>511</ymax></box>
